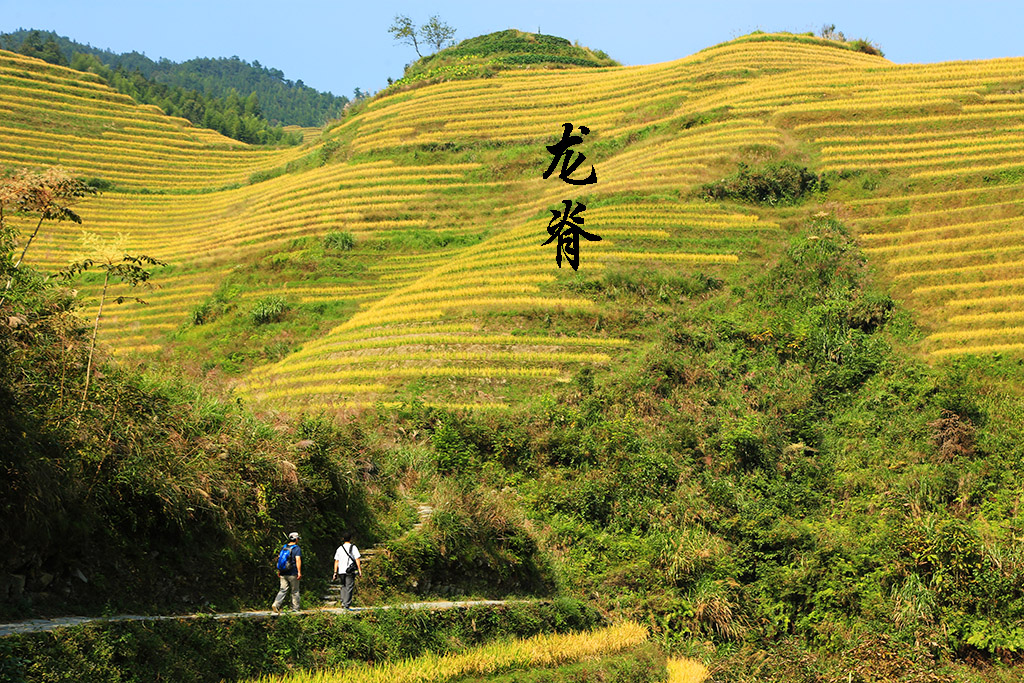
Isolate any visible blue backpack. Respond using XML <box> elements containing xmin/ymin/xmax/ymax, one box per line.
<box><xmin>276</xmin><ymin>544</ymin><xmax>295</xmax><ymax>573</ymax></box>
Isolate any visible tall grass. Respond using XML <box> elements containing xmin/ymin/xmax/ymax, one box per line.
<box><xmin>252</xmin><ymin>621</ymin><xmax>648</xmax><ymax>683</ymax></box>
<box><xmin>666</xmin><ymin>657</ymin><xmax>710</xmax><ymax>683</ymax></box>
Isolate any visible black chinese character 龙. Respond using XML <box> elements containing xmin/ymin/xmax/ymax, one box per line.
<box><xmin>543</xmin><ymin>122</ymin><xmax>597</xmax><ymax>186</ymax></box>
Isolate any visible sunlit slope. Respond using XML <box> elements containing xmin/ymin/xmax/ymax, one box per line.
<box><xmin>768</xmin><ymin>57</ymin><xmax>1024</xmax><ymax>356</ymax></box>
<box><xmin>3</xmin><ymin>38</ymin><xmax>808</xmax><ymax>409</ymax></box>
<box><xmin>0</xmin><ymin>49</ymin><xmax>307</xmax><ymax>191</ymax></box>
<box><xmin>341</xmin><ymin>37</ymin><xmax>883</xmax><ymax>152</ymax></box>
<box><xmin>8</xmin><ymin>33</ymin><xmax>1024</xmax><ymax>411</ymax></box>
<box><xmin>238</xmin><ymin>39</ymin><xmax>841</xmax><ymax>410</ymax></box>
<box><xmin>237</xmin><ymin>194</ymin><xmax>773</xmax><ymax>410</ymax></box>
<box><xmin>39</xmin><ymin>157</ymin><xmax>512</xmax><ymax>356</ymax></box>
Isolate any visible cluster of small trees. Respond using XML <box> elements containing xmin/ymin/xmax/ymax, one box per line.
<box><xmin>818</xmin><ymin>23</ymin><xmax>884</xmax><ymax>57</ymax></box>
<box><xmin>4</xmin><ymin>29</ymin><xmax>67</xmax><ymax>65</ymax></box>
<box><xmin>0</xmin><ymin>168</ymin><xmax>163</xmax><ymax>408</ymax></box>
<box><xmin>1</xmin><ymin>30</ymin><xmax>347</xmax><ymax>140</ymax></box>
<box><xmin>70</xmin><ymin>53</ymin><xmax>300</xmax><ymax>145</ymax></box>
<box><xmin>388</xmin><ymin>14</ymin><xmax>457</xmax><ymax>58</ymax></box>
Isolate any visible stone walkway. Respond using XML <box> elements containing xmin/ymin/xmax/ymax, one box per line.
<box><xmin>0</xmin><ymin>599</ymin><xmax>517</xmax><ymax>637</ymax></box>
<box><xmin>2</xmin><ymin>503</ymin><xmax>514</xmax><ymax>638</ymax></box>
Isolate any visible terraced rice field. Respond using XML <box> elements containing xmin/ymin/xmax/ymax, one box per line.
<box><xmin>236</xmin><ymin>195</ymin><xmax>768</xmax><ymax>409</ymax></box>
<box><xmin>0</xmin><ymin>51</ymin><xmax>304</xmax><ymax>192</ymax></box>
<box><xmin>786</xmin><ymin>57</ymin><xmax>1024</xmax><ymax>356</ymax></box>
<box><xmin>340</xmin><ymin>38</ymin><xmax>882</xmax><ymax>154</ymax></box>
<box><xmin>5</xmin><ymin>32</ymin><xmax>1022</xmax><ymax>409</ymax></box>
<box><xmin>3</xmin><ymin>40</ymin><xmax>780</xmax><ymax>409</ymax></box>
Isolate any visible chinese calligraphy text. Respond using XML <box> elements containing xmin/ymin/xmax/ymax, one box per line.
<box><xmin>542</xmin><ymin>122</ymin><xmax>601</xmax><ymax>271</ymax></box>
<box><xmin>543</xmin><ymin>122</ymin><xmax>597</xmax><ymax>185</ymax></box>
<box><xmin>543</xmin><ymin>199</ymin><xmax>601</xmax><ymax>271</ymax></box>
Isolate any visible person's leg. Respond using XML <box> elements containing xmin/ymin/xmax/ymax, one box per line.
<box><xmin>288</xmin><ymin>575</ymin><xmax>301</xmax><ymax>610</ymax></box>
<box><xmin>341</xmin><ymin>573</ymin><xmax>354</xmax><ymax>608</ymax></box>
<box><xmin>272</xmin><ymin>576</ymin><xmax>289</xmax><ymax>610</ymax></box>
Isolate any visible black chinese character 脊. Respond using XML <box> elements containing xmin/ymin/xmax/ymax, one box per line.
<box><xmin>543</xmin><ymin>200</ymin><xmax>601</xmax><ymax>271</ymax></box>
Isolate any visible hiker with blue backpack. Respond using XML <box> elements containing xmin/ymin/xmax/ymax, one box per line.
<box><xmin>272</xmin><ymin>532</ymin><xmax>302</xmax><ymax>613</ymax></box>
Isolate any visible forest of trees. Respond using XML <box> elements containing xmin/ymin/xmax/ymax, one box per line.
<box><xmin>0</xmin><ymin>29</ymin><xmax>351</xmax><ymax>143</ymax></box>
<box><xmin>69</xmin><ymin>53</ymin><xmax>299</xmax><ymax>145</ymax></box>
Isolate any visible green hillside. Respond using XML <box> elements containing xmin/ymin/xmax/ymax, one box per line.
<box><xmin>3</xmin><ymin>31</ymin><xmax>1024</xmax><ymax>682</ymax></box>
<box><xmin>387</xmin><ymin>29</ymin><xmax>619</xmax><ymax>91</ymax></box>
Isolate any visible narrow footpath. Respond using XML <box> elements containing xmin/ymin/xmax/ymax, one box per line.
<box><xmin>1</xmin><ymin>502</ymin><xmax>506</xmax><ymax>638</ymax></box>
<box><xmin>0</xmin><ymin>600</ymin><xmax>520</xmax><ymax>638</ymax></box>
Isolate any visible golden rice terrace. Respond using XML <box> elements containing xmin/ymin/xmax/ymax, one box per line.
<box><xmin>3</xmin><ymin>32</ymin><xmax>1023</xmax><ymax>412</ymax></box>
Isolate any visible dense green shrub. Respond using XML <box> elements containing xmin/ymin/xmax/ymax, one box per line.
<box><xmin>189</xmin><ymin>300</ymin><xmax>212</xmax><ymax>325</ymax></box>
<box><xmin>0</xmin><ymin>323</ymin><xmax>384</xmax><ymax>617</ymax></box>
<box><xmin>249</xmin><ymin>295</ymin><xmax>289</xmax><ymax>325</ymax></box>
<box><xmin>849</xmin><ymin>38</ymin><xmax>885</xmax><ymax>57</ymax></box>
<box><xmin>432</xmin><ymin>30</ymin><xmax>616</xmax><ymax>65</ymax></box>
<box><xmin>387</xmin><ymin>29</ymin><xmax>617</xmax><ymax>93</ymax></box>
<box><xmin>701</xmin><ymin>160</ymin><xmax>826</xmax><ymax>205</ymax></box>
<box><xmin>368</xmin><ymin>481</ymin><xmax>555</xmax><ymax>598</ymax></box>
<box><xmin>432</xmin><ymin>420</ymin><xmax>479</xmax><ymax>475</ymax></box>
<box><xmin>323</xmin><ymin>230</ymin><xmax>355</xmax><ymax>251</ymax></box>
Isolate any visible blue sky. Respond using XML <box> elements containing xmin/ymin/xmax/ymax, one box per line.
<box><xmin>2</xmin><ymin>0</ymin><xmax>1023</xmax><ymax>97</ymax></box>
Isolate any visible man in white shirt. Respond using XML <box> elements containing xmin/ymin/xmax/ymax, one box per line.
<box><xmin>332</xmin><ymin>530</ymin><xmax>362</xmax><ymax>610</ymax></box>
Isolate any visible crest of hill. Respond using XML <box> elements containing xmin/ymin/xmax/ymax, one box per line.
<box><xmin>387</xmin><ymin>29</ymin><xmax>619</xmax><ymax>93</ymax></box>
<box><xmin>708</xmin><ymin>29</ymin><xmax>886</xmax><ymax>58</ymax></box>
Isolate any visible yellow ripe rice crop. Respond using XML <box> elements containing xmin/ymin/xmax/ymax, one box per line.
<box><xmin>909</xmin><ymin>159</ymin><xmax>1024</xmax><ymax>180</ymax></box>
<box><xmin>667</xmin><ymin>657</ymin><xmax>711</xmax><ymax>683</ymax></box>
<box><xmin>595</xmin><ymin>251</ymin><xmax>739</xmax><ymax>264</ymax></box>
<box><xmin>927</xmin><ymin>325</ymin><xmax>1024</xmax><ymax>343</ymax></box>
<box><xmin>948</xmin><ymin>310</ymin><xmax>1024</xmax><ymax>326</ymax></box>
<box><xmin>794</xmin><ymin>108</ymin><xmax>1024</xmax><ymax>136</ymax></box>
<box><xmin>111</xmin><ymin>344</ymin><xmax>162</xmax><ymax>355</ymax></box>
<box><xmin>393</xmin><ymin>272</ymin><xmax>556</xmax><ymax>295</ymax></box>
<box><xmin>301</xmin><ymin>401</ymin><xmax>512</xmax><ymax>411</ymax></box>
<box><xmin>333</xmin><ymin>308</ymin><xmax>447</xmax><ymax>330</ymax></box>
<box><xmin>828</xmin><ymin>149</ymin><xmax>1024</xmax><ymax>175</ymax></box>
<box><xmin>316</xmin><ymin>317</ymin><xmax>470</xmax><ymax>344</ymax></box>
<box><xmin>945</xmin><ymin>293</ymin><xmax>1024</xmax><ymax>310</ymax></box>
<box><xmin>857</xmin><ymin>200</ymin><xmax>1024</xmax><ymax>232</ymax></box>
<box><xmin>861</xmin><ymin>215</ymin><xmax>1024</xmax><ymax>244</ymax></box>
<box><xmin>239</xmin><ymin>366</ymin><xmax>563</xmax><ymax>394</ymax></box>
<box><xmin>866</xmin><ymin>228</ymin><xmax>1024</xmax><ymax>258</ymax></box>
<box><xmin>844</xmin><ymin>185</ymin><xmax>1020</xmax><ymax>209</ymax></box>
<box><xmin>912</xmin><ymin>276</ymin><xmax>1024</xmax><ymax>296</ymax></box>
<box><xmin>596</xmin><ymin>229</ymin><xmax>671</xmax><ymax>239</ymax></box>
<box><xmin>821</xmin><ymin>134</ymin><xmax>1024</xmax><ymax>159</ymax></box>
<box><xmin>893</xmin><ymin>258</ymin><xmax>1024</xmax><ymax>283</ymax></box>
<box><xmin>278</xmin><ymin>333</ymin><xmax>631</xmax><ymax>363</ymax></box>
<box><xmin>930</xmin><ymin>341</ymin><xmax>1024</xmax><ymax>357</ymax></box>
<box><xmin>342</xmin><ymin>296</ymin><xmax>597</xmax><ymax>330</ymax></box>
<box><xmin>363</xmin><ymin>283</ymin><xmax>545</xmax><ymax>304</ymax></box>
<box><xmin>245</xmin><ymin>384</ymin><xmax>390</xmax><ymax>402</ymax></box>
<box><xmin>252</xmin><ymin>621</ymin><xmax>648</xmax><ymax>683</ymax></box>
<box><xmin>253</xmin><ymin>350</ymin><xmax>612</xmax><ymax>378</ymax></box>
